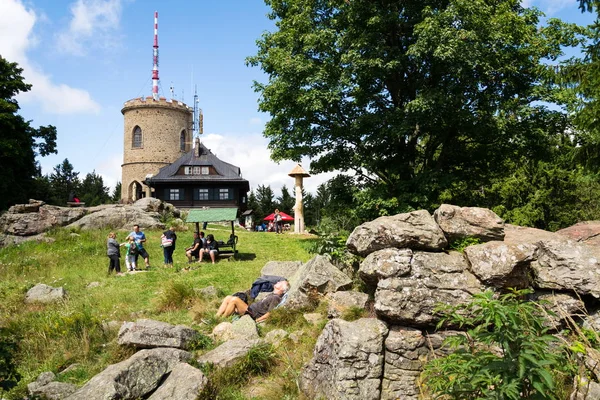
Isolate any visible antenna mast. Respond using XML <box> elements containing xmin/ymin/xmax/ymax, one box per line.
<box><xmin>152</xmin><ymin>11</ymin><xmax>159</xmax><ymax>101</ymax></box>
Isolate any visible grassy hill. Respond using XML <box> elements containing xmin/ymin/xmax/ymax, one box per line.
<box><xmin>0</xmin><ymin>223</ymin><xmax>321</xmax><ymax>399</ymax></box>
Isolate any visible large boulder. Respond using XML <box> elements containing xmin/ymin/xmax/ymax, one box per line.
<box><xmin>197</xmin><ymin>339</ymin><xmax>263</xmax><ymax>368</ymax></box>
<box><xmin>286</xmin><ymin>255</ymin><xmax>353</xmax><ymax>309</ymax></box>
<box><xmin>147</xmin><ymin>362</ymin><xmax>207</xmax><ymax>400</ymax></box>
<box><xmin>346</xmin><ymin>210</ymin><xmax>448</xmax><ymax>257</ymax></box>
<box><xmin>359</xmin><ymin>248</ymin><xmax>413</xmax><ymax>288</ymax></box>
<box><xmin>8</xmin><ymin>199</ymin><xmax>45</xmax><ymax>213</ymax></box>
<box><xmin>464</xmin><ymin>241</ymin><xmax>534</xmax><ymax>288</ymax></box>
<box><xmin>300</xmin><ymin>318</ymin><xmax>388</xmax><ymax>400</ymax></box>
<box><xmin>65</xmin><ymin>348</ymin><xmax>192</xmax><ymax>400</ymax></box>
<box><xmin>118</xmin><ymin>319</ymin><xmax>199</xmax><ymax>350</ymax></box>
<box><xmin>260</xmin><ymin>260</ymin><xmax>303</xmax><ymax>279</ymax></box>
<box><xmin>532</xmin><ymin>239</ymin><xmax>600</xmax><ymax>298</ymax></box>
<box><xmin>326</xmin><ymin>291</ymin><xmax>370</xmax><ymax>319</ymax></box>
<box><xmin>374</xmin><ymin>251</ymin><xmax>483</xmax><ymax>326</ymax></box>
<box><xmin>529</xmin><ymin>292</ymin><xmax>586</xmax><ymax>329</ymax></box>
<box><xmin>25</xmin><ymin>284</ymin><xmax>67</xmax><ymax>304</ymax></box>
<box><xmin>381</xmin><ymin>327</ymin><xmax>459</xmax><ymax>400</ymax></box>
<box><xmin>557</xmin><ymin>221</ymin><xmax>600</xmax><ymax>247</ymax></box>
<box><xmin>67</xmin><ymin>205</ymin><xmax>165</xmax><ymax>231</ymax></box>
<box><xmin>433</xmin><ymin>204</ymin><xmax>505</xmax><ymax>242</ymax></box>
<box><xmin>0</xmin><ymin>204</ymin><xmax>86</xmax><ymax>236</ymax></box>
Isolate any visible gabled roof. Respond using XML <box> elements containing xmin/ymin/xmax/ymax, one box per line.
<box><xmin>146</xmin><ymin>142</ymin><xmax>249</xmax><ymax>187</ymax></box>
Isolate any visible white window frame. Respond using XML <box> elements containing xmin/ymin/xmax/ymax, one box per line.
<box><xmin>184</xmin><ymin>167</ymin><xmax>192</xmax><ymax>175</ymax></box>
<box><xmin>201</xmin><ymin>166</ymin><xmax>209</xmax><ymax>175</ymax></box>
<box><xmin>169</xmin><ymin>189</ymin><xmax>181</xmax><ymax>201</ymax></box>
<box><xmin>198</xmin><ymin>188</ymin><xmax>208</xmax><ymax>200</ymax></box>
<box><xmin>219</xmin><ymin>188</ymin><xmax>229</xmax><ymax>200</ymax></box>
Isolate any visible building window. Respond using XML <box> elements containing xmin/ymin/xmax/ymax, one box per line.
<box><xmin>197</xmin><ymin>188</ymin><xmax>208</xmax><ymax>200</ymax></box>
<box><xmin>132</xmin><ymin>126</ymin><xmax>143</xmax><ymax>148</ymax></box>
<box><xmin>184</xmin><ymin>167</ymin><xmax>192</xmax><ymax>175</ymax></box>
<box><xmin>201</xmin><ymin>166</ymin><xmax>209</xmax><ymax>175</ymax></box>
<box><xmin>180</xmin><ymin>130</ymin><xmax>186</xmax><ymax>152</ymax></box>
<box><xmin>219</xmin><ymin>188</ymin><xmax>231</xmax><ymax>200</ymax></box>
<box><xmin>193</xmin><ymin>166</ymin><xmax>201</xmax><ymax>175</ymax></box>
<box><xmin>169</xmin><ymin>189</ymin><xmax>182</xmax><ymax>201</ymax></box>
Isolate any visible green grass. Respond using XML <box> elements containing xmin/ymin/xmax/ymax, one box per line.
<box><xmin>0</xmin><ymin>224</ymin><xmax>315</xmax><ymax>399</ymax></box>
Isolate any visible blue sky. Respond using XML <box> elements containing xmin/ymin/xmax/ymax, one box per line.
<box><xmin>0</xmin><ymin>0</ymin><xmax>595</xmax><ymax>196</ymax></box>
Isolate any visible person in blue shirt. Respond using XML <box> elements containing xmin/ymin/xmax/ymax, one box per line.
<box><xmin>129</xmin><ymin>224</ymin><xmax>150</xmax><ymax>269</ymax></box>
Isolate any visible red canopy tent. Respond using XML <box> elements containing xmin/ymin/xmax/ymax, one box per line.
<box><xmin>263</xmin><ymin>212</ymin><xmax>294</xmax><ymax>222</ymax></box>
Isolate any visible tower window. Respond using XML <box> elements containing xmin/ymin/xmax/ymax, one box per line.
<box><xmin>132</xmin><ymin>126</ymin><xmax>143</xmax><ymax>148</ymax></box>
<box><xmin>180</xmin><ymin>130</ymin><xmax>186</xmax><ymax>152</ymax></box>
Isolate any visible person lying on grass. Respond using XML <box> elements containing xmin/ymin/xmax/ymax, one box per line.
<box><xmin>216</xmin><ymin>280</ymin><xmax>290</xmax><ymax>323</ymax></box>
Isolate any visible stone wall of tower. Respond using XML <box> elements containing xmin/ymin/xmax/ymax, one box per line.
<box><xmin>121</xmin><ymin>96</ymin><xmax>193</xmax><ymax>202</ymax></box>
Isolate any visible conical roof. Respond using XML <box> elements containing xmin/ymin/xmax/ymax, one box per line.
<box><xmin>288</xmin><ymin>164</ymin><xmax>310</xmax><ymax>178</ymax></box>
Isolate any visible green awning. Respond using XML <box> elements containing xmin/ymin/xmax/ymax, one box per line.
<box><xmin>186</xmin><ymin>208</ymin><xmax>239</xmax><ymax>223</ymax></box>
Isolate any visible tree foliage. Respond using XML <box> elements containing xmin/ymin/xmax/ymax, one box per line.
<box><xmin>276</xmin><ymin>184</ymin><xmax>295</xmax><ymax>214</ymax></box>
<box><xmin>79</xmin><ymin>171</ymin><xmax>111</xmax><ymax>206</ymax></box>
<box><xmin>423</xmin><ymin>289</ymin><xmax>571</xmax><ymax>399</ymax></box>
<box><xmin>0</xmin><ymin>56</ymin><xmax>57</xmax><ymax>210</ymax></box>
<box><xmin>249</xmin><ymin>0</ymin><xmax>590</xmax><ymax>225</ymax></box>
<box><xmin>49</xmin><ymin>159</ymin><xmax>81</xmax><ymax>206</ymax></box>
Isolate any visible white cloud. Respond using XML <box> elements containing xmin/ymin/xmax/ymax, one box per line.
<box><xmin>0</xmin><ymin>0</ymin><xmax>100</xmax><ymax>114</ymax></box>
<box><xmin>202</xmin><ymin>132</ymin><xmax>336</xmax><ymax>196</ymax></box>
<box><xmin>96</xmin><ymin>152</ymin><xmax>123</xmax><ymax>192</ymax></box>
<box><xmin>57</xmin><ymin>0</ymin><xmax>123</xmax><ymax>56</ymax></box>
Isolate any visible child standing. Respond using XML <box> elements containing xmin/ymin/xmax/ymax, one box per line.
<box><xmin>106</xmin><ymin>232</ymin><xmax>122</xmax><ymax>275</ymax></box>
<box><xmin>123</xmin><ymin>236</ymin><xmax>139</xmax><ymax>272</ymax></box>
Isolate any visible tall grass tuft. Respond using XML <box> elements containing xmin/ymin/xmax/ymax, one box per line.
<box><xmin>198</xmin><ymin>343</ymin><xmax>276</xmax><ymax>399</ymax></box>
<box><xmin>155</xmin><ymin>281</ymin><xmax>196</xmax><ymax>312</ymax></box>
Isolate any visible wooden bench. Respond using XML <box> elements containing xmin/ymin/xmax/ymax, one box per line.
<box><xmin>66</xmin><ymin>202</ymin><xmax>86</xmax><ymax>207</ymax></box>
<box><xmin>217</xmin><ymin>235</ymin><xmax>239</xmax><ymax>255</ymax></box>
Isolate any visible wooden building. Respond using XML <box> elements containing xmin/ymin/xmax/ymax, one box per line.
<box><xmin>144</xmin><ymin>138</ymin><xmax>249</xmax><ymax>210</ymax></box>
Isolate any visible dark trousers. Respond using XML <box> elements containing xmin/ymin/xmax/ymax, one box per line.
<box><xmin>276</xmin><ymin>221</ymin><xmax>283</xmax><ymax>234</ymax></box>
<box><xmin>108</xmin><ymin>255</ymin><xmax>120</xmax><ymax>273</ymax></box>
<box><xmin>163</xmin><ymin>246</ymin><xmax>175</xmax><ymax>264</ymax></box>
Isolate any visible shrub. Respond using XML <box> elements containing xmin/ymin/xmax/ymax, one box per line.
<box><xmin>198</xmin><ymin>343</ymin><xmax>276</xmax><ymax>399</ymax></box>
<box><xmin>422</xmin><ymin>289</ymin><xmax>572</xmax><ymax>400</ymax></box>
<box><xmin>340</xmin><ymin>306</ymin><xmax>368</xmax><ymax>322</ymax></box>
<box><xmin>155</xmin><ymin>281</ymin><xmax>196</xmax><ymax>312</ymax></box>
<box><xmin>0</xmin><ymin>328</ymin><xmax>21</xmax><ymax>393</ymax></box>
<box><xmin>449</xmin><ymin>236</ymin><xmax>482</xmax><ymax>252</ymax></box>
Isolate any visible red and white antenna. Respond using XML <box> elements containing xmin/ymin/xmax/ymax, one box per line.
<box><xmin>152</xmin><ymin>11</ymin><xmax>159</xmax><ymax>101</ymax></box>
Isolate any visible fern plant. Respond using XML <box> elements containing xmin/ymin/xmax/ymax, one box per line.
<box><xmin>423</xmin><ymin>289</ymin><xmax>572</xmax><ymax>400</ymax></box>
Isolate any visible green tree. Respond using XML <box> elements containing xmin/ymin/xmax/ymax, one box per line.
<box><xmin>255</xmin><ymin>184</ymin><xmax>276</xmax><ymax>220</ymax></box>
<box><xmin>0</xmin><ymin>56</ymin><xmax>57</xmax><ymax>210</ymax></box>
<box><xmin>79</xmin><ymin>170</ymin><xmax>110</xmax><ymax>206</ymax></box>
<box><xmin>276</xmin><ymin>184</ymin><xmax>295</xmax><ymax>214</ymax></box>
<box><xmin>49</xmin><ymin>159</ymin><xmax>80</xmax><ymax>205</ymax></box>
<box><xmin>111</xmin><ymin>181</ymin><xmax>122</xmax><ymax>203</ymax></box>
<box><xmin>248</xmin><ymin>0</ymin><xmax>581</xmax><ymax>213</ymax></box>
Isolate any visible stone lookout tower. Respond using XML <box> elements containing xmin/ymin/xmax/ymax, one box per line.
<box><xmin>121</xmin><ymin>97</ymin><xmax>193</xmax><ymax>202</ymax></box>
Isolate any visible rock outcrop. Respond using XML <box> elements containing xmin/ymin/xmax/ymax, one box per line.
<box><xmin>65</xmin><ymin>348</ymin><xmax>192</xmax><ymax>400</ymax></box>
<box><xmin>25</xmin><ymin>284</ymin><xmax>67</xmax><ymax>304</ymax></box>
<box><xmin>118</xmin><ymin>319</ymin><xmax>199</xmax><ymax>350</ymax></box>
<box><xmin>346</xmin><ymin>210</ymin><xmax>448</xmax><ymax>256</ymax></box>
<box><xmin>300</xmin><ymin>318</ymin><xmax>389</xmax><ymax>400</ymax></box>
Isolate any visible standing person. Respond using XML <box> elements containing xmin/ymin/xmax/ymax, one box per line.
<box><xmin>106</xmin><ymin>232</ymin><xmax>122</xmax><ymax>275</ymax></box>
<box><xmin>185</xmin><ymin>232</ymin><xmax>202</xmax><ymax>263</ymax></box>
<box><xmin>129</xmin><ymin>224</ymin><xmax>150</xmax><ymax>269</ymax></box>
<box><xmin>161</xmin><ymin>226</ymin><xmax>177</xmax><ymax>267</ymax></box>
<box><xmin>274</xmin><ymin>209</ymin><xmax>283</xmax><ymax>234</ymax></box>
<box><xmin>123</xmin><ymin>236</ymin><xmax>138</xmax><ymax>272</ymax></box>
<box><xmin>199</xmin><ymin>234</ymin><xmax>219</xmax><ymax>264</ymax></box>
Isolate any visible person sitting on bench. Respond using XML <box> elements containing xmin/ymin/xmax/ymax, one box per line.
<box><xmin>185</xmin><ymin>232</ymin><xmax>202</xmax><ymax>263</ymax></box>
<box><xmin>216</xmin><ymin>280</ymin><xmax>290</xmax><ymax>323</ymax></box>
<box><xmin>199</xmin><ymin>234</ymin><xmax>219</xmax><ymax>264</ymax></box>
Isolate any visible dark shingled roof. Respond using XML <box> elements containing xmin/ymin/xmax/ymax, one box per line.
<box><xmin>147</xmin><ymin>142</ymin><xmax>249</xmax><ymax>186</ymax></box>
